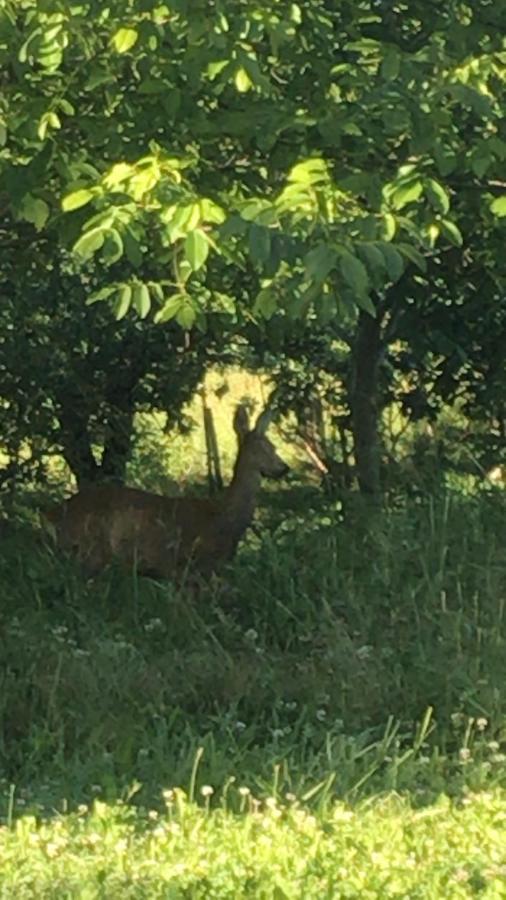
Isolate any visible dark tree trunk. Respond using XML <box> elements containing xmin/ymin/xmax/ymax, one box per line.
<box><xmin>58</xmin><ymin>389</ymin><xmax>136</xmax><ymax>488</ymax></box>
<box><xmin>59</xmin><ymin>403</ymin><xmax>136</xmax><ymax>488</ymax></box>
<box><xmin>58</xmin><ymin>396</ymin><xmax>101</xmax><ymax>487</ymax></box>
<box><xmin>100</xmin><ymin>405</ymin><xmax>135</xmax><ymax>483</ymax></box>
<box><xmin>57</xmin><ymin>330</ymin><xmax>147</xmax><ymax>487</ymax></box>
<box><xmin>350</xmin><ymin>311</ymin><xmax>383</xmax><ymax>495</ymax></box>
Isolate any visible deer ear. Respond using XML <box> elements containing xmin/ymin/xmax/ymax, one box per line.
<box><xmin>233</xmin><ymin>404</ymin><xmax>250</xmax><ymax>440</ymax></box>
<box><xmin>254</xmin><ymin>407</ymin><xmax>273</xmax><ymax>435</ymax></box>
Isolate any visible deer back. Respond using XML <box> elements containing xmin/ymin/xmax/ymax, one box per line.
<box><xmin>46</xmin><ymin>484</ymin><xmax>247</xmax><ymax>577</ymax></box>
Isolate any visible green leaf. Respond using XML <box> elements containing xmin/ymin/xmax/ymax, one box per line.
<box><xmin>82</xmin><ymin>210</ymin><xmax>115</xmax><ymax>231</ymax></box>
<box><xmin>379</xmin><ymin>244</ymin><xmax>405</xmax><ymax>282</ymax></box>
<box><xmin>36</xmin><ymin>112</ymin><xmax>59</xmax><ymax>141</ymax></box>
<box><xmin>37</xmin><ymin>114</ymin><xmax>50</xmax><ymax>141</ymax></box>
<box><xmin>425</xmin><ymin>179</ymin><xmax>450</xmax><ymax>215</ymax></box>
<box><xmin>177</xmin><ymin>259</ymin><xmax>193</xmax><ymax>284</ymax></box>
<box><xmin>235</xmin><ymin>67</ymin><xmax>252</xmax><ymax>92</ymax></box>
<box><xmin>39</xmin><ymin>48</ymin><xmax>63</xmax><ymax>70</ymax></box>
<box><xmin>253</xmin><ymin>288</ymin><xmax>277</xmax><ymax>319</ymax></box>
<box><xmin>101</xmin><ymin>228</ymin><xmax>124</xmax><ymax>265</ymax></box>
<box><xmin>355</xmin><ymin>292</ymin><xmax>376</xmax><ymax>317</ymax></box>
<box><xmin>380</xmin><ymin>47</ymin><xmax>400</xmax><ymax>81</ymax></box>
<box><xmin>138</xmin><ymin>78</ymin><xmax>169</xmax><ymax>94</ymax></box>
<box><xmin>103</xmin><ymin>162</ymin><xmax>133</xmax><ymax>188</ymax></box>
<box><xmin>304</xmin><ymin>244</ymin><xmax>337</xmax><ymax>283</ymax></box>
<box><xmin>357</xmin><ymin>243</ymin><xmax>387</xmax><ymax>276</ymax></box>
<box><xmin>490</xmin><ymin>196</ymin><xmax>506</xmax><ymax>217</ymax></box>
<box><xmin>356</xmin><ymin>243</ymin><xmax>387</xmax><ymax>290</ymax></box>
<box><xmin>238</xmin><ymin>199</ymin><xmax>269</xmax><ymax>222</ymax></box>
<box><xmin>185</xmin><ymin>229</ymin><xmax>209</xmax><ymax>271</ymax></box>
<box><xmin>149</xmin><ymin>283</ymin><xmax>165</xmax><ymax>303</ymax></box>
<box><xmin>286</xmin><ymin>286</ymin><xmax>315</xmax><ymax>320</ymax></box>
<box><xmin>165</xmin><ymin>203</ymin><xmax>201</xmax><ymax>242</ymax></box>
<box><xmin>211</xmin><ymin>292</ymin><xmax>236</xmax><ymax>315</ymax></box>
<box><xmin>440</xmin><ymin>220</ymin><xmax>463</xmax><ymax>246</ymax></box>
<box><xmin>381</xmin><ymin>213</ymin><xmax>397</xmax><ymax>241</ymax></box>
<box><xmin>276</xmin><ymin>183</ymin><xmax>313</xmax><ymax>214</ymax></box>
<box><xmin>73</xmin><ymin>227</ymin><xmax>106</xmax><ymax>260</ymax></box>
<box><xmin>288</xmin><ymin>158</ymin><xmax>328</xmax><ymax>185</ymax></box>
<box><xmin>58</xmin><ymin>99</ymin><xmax>75</xmax><ymax>116</ymax></box>
<box><xmin>397</xmin><ymin>243</ymin><xmax>427</xmax><ymax>272</ymax></box>
<box><xmin>86</xmin><ymin>286</ymin><xmax>117</xmax><ymax>305</ymax></box>
<box><xmin>124</xmin><ymin>229</ymin><xmax>143</xmax><ymax>267</ymax></box>
<box><xmin>339</xmin><ymin>250</ymin><xmax>370</xmax><ymax>296</ymax></box>
<box><xmin>316</xmin><ymin>293</ymin><xmax>336</xmax><ymax>324</ymax></box>
<box><xmin>471</xmin><ymin>152</ymin><xmax>492</xmax><ymax>178</ymax></box>
<box><xmin>434</xmin><ymin>143</ymin><xmax>457</xmax><ymax>177</ymax></box>
<box><xmin>19</xmin><ymin>28</ymin><xmax>42</xmax><ymax>63</ymax></box>
<box><xmin>239</xmin><ymin>52</ymin><xmax>271</xmax><ymax>93</ymax></box>
<box><xmin>248</xmin><ymin>224</ymin><xmax>271</xmax><ymax>265</ymax></box>
<box><xmin>345</xmin><ymin>38</ymin><xmax>381</xmax><ymax>54</ymax></box>
<box><xmin>20</xmin><ymin>195</ymin><xmax>49</xmax><ymax>231</ymax></box>
<box><xmin>154</xmin><ymin>293</ymin><xmax>186</xmax><ymax>324</ymax></box>
<box><xmin>113</xmin><ymin>285</ymin><xmax>132</xmax><ymax>320</ymax></box>
<box><xmin>199</xmin><ymin>198</ymin><xmax>226</xmax><ymax>224</ymax></box>
<box><xmin>85</xmin><ymin>68</ymin><xmax>116</xmax><ymax>91</ymax></box>
<box><xmin>391</xmin><ymin>181</ymin><xmax>423</xmax><ymax>210</ymax></box>
<box><xmin>426</xmin><ymin>224</ymin><xmax>440</xmax><ymax>248</ymax></box>
<box><xmin>62</xmin><ymin>188</ymin><xmax>96</xmax><ymax>212</ymax></box>
<box><xmin>290</xmin><ymin>3</ymin><xmax>302</xmax><ymax>23</ymax></box>
<box><xmin>128</xmin><ymin>167</ymin><xmax>160</xmax><ymax>201</ymax></box>
<box><xmin>111</xmin><ymin>28</ymin><xmax>139</xmax><ymax>54</ymax></box>
<box><xmin>132</xmin><ymin>284</ymin><xmax>151</xmax><ymax>319</ymax></box>
<box><xmin>206</xmin><ymin>60</ymin><xmax>229</xmax><ymax>80</ymax></box>
<box><xmin>257</xmin><ymin>207</ymin><xmax>279</xmax><ymax>226</ymax></box>
<box><xmin>47</xmin><ymin>112</ymin><xmax>61</xmax><ymax>130</ymax></box>
<box><xmin>176</xmin><ymin>301</ymin><xmax>196</xmax><ymax>329</ymax></box>
<box><xmin>41</xmin><ymin>24</ymin><xmax>64</xmax><ymax>44</ymax></box>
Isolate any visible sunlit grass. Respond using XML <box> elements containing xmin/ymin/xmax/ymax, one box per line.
<box><xmin>1</xmin><ymin>790</ymin><xmax>505</xmax><ymax>897</ymax></box>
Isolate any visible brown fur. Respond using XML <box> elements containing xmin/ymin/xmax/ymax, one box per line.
<box><xmin>45</xmin><ymin>404</ymin><xmax>288</xmax><ymax>577</ymax></box>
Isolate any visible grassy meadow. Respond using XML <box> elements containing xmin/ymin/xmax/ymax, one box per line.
<box><xmin>1</xmin><ymin>372</ymin><xmax>506</xmax><ymax>896</ymax></box>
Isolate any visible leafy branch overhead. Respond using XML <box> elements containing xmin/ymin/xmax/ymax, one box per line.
<box><xmin>0</xmin><ymin>0</ymin><xmax>505</xmax><ymax>326</ymax></box>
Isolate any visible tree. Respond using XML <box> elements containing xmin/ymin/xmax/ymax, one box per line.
<box><xmin>0</xmin><ymin>0</ymin><xmax>505</xmax><ymax>493</ymax></box>
<box><xmin>0</xmin><ymin>227</ymin><xmax>232</xmax><ymax>488</ymax></box>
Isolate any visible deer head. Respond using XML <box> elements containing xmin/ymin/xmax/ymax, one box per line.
<box><xmin>232</xmin><ymin>403</ymin><xmax>289</xmax><ymax>480</ymax></box>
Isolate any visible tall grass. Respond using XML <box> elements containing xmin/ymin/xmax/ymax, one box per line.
<box><xmin>0</xmin><ymin>487</ymin><xmax>505</xmax><ymax>821</ymax></box>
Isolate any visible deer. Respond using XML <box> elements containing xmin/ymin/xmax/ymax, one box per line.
<box><xmin>44</xmin><ymin>403</ymin><xmax>289</xmax><ymax>578</ymax></box>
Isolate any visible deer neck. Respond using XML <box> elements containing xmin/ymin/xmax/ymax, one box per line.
<box><xmin>219</xmin><ymin>453</ymin><xmax>262</xmax><ymax>536</ymax></box>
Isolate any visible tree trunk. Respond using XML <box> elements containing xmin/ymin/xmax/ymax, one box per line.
<box><xmin>58</xmin><ymin>390</ymin><xmax>136</xmax><ymax>488</ymax></box>
<box><xmin>350</xmin><ymin>311</ymin><xmax>383</xmax><ymax>495</ymax></box>
<box><xmin>100</xmin><ymin>405</ymin><xmax>135</xmax><ymax>483</ymax></box>
<box><xmin>58</xmin><ymin>397</ymin><xmax>101</xmax><ymax>487</ymax></box>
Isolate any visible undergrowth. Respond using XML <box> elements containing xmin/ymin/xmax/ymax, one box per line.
<box><xmin>0</xmin><ymin>488</ymin><xmax>505</xmax><ymax>821</ymax></box>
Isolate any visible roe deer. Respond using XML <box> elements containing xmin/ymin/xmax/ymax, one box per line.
<box><xmin>45</xmin><ymin>403</ymin><xmax>289</xmax><ymax>578</ymax></box>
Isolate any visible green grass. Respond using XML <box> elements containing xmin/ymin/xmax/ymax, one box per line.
<box><xmin>1</xmin><ymin>476</ymin><xmax>506</xmax><ymax>893</ymax></box>
<box><xmin>1</xmin><ymin>790</ymin><xmax>505</xmax><ymax>897</ymax></box>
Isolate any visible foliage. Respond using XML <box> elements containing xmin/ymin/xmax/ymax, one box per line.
<box><xmin>1</xmin><ymin>0</ymin><xmax>505</xmax><ymax>492</ymax></box>
<box><xmin>1</xmin><ymin>0</ymin><xmax>504</xmax><ymax>329</ymax></box>
<box><xmin>0</xmin><ymin>239</ymin><xmax>220</xmax><ymax>488</ymax></box>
